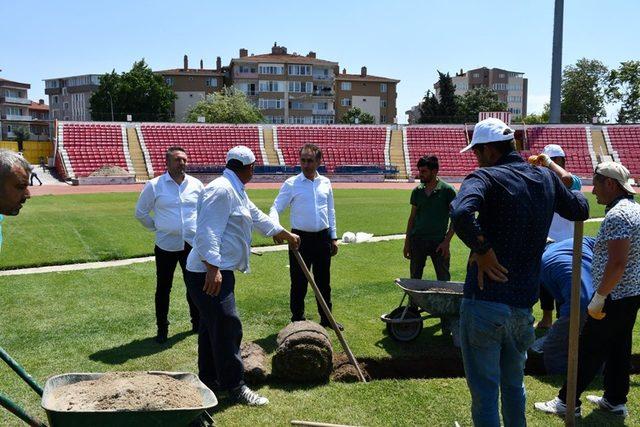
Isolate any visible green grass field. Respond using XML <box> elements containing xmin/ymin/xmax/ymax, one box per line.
<box><xmin>0</xmin><ymin>190</ymin><xmax>611</xmax><ymax>270</ymax></box>
<box><xmin>1</xmin><ymin>189</ymin><xmax>637</xmax><ymax>426</ymax></box>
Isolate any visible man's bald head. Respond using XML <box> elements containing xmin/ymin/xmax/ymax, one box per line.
<box><xmin>0</xmin><ymin>150</ymin><xmax>32</xmax><ymax>215</ymax></box>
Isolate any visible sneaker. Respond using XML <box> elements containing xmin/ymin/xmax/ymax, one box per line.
<box><xmin>586</xmin><ymin>395</ymin><xmax>628</xmax><ymax>417</ymax></box>
<box><xmin>231</xmin><ymin>385</ymin><xmax>269</xmax><ymax>406</ymax></box>
<box><xmin>534</xmin><ymin>397</ymin><xmax>581</xmax><ymax>417</ymax></box>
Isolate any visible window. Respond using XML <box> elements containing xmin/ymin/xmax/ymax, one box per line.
<box><xmin>236</xmin><ymin>83</ymin><xmax>256</xmax><ymax>96</ymax></box>
<box><xmin>290</xmin><ymin>101</ymin><xmax>309</xmax><ymax>110</ymax></box>
<box><xmin>499</xmin><ymin>73</ymin><xmax>505</xmax><ymax>78</ymax></box>
<box><xmin>508</xmin><ymin>95</ymin><xmax>522</xmax><ymax>103</ymax></box>
<box><xmin>340</xmin><ymin>98</ymin><xmax>351</xmax><ymax>107</ymax></box>
<box><xmin>380</xmin><ymin>83</ymin><xmax>387</xmax><ymax>93</ymax></box>
<box><xmin>165</xmin><ymin>77</ymin><xmax>174</xmax><ymax>86</ymax></box>
<box><xmin>238</xmin><ymin>65</ymin><xmax>256</xmax><ymax>73</ymax></box>
<box><xmin>507</xmin><ymin>84</ymin><xmax>522</xmax><ymax>91</ymax></box>
<box><xmin>259</xmin><ymin>81</ymin><xmax>284</xmax><ymax>92</ymax></box>
<box><xmin>288</xmin><ymin>65</ymin><xmax>312</xmax><ymax>76</ymax></box>
<box><xmin>315</xmin><ymin>102</ymin><xmax>329</xmax><ymax>110</ymax></box>
<box><xmin>45</xmin><ymin>80</ymin><xmax>59</xmax><ymax>89</ymax></box>
<box><xmin>64</xmin><ymin>102</ymin><xmax>69</xmax><ymax>109</ymax></box>
<box><xmin>288</xmin><ymin>116</ymin><xmax>313</xmax><ymax>124</ymax></box>
<box><xmin>381</xmin><ymin>115</ymin><xmax>387</xmax><ymax>123</ymax></box>
<box><xmin>313</xmin><ymin>116</ymin><xmax>334</xmax><ymax>124</ymax></box>
<box><xmin>340</xmin><ymin>82</ymin><xmax>351</xmax><ymax>91</ymax></box>
<box><xmin>265</xmin><ymin>115</ymin><xmax>285</xmax><ymax>124</ymax></box>
<box><xmin>258</xmin><ymin>99</ymin><xmax>284</xmax><ymax>109</ymax></box>
<box><xmin>472</xmin><ymin>73</ymin><xmax>480</xmax><ymax>78</ymax></box>
<box><xmin>6</xmin><ymin>107</ymin><xmax>22</xmax><ymax>115</ymax></box>
<box><xmin>492</xmin><ymin>83</ymin><xmax>507</xmax><ymax>91</ymax></box>
<box><xmin>7</xmin><ymin>125</ymin><xmax>12</xmax><ymax>132</ymax></box>
<box><xmin>288</xmin><ymin>81</ymin><xmax>313</xmax><ymax>93</ymax></box>
<box><xmin>206</xmin><ymin>78</ymin><xmax>217</xmax><ymax>87</ymax></box>
<box><xmin>381</xmin><ymin>100</ymin><xmax>387</xmax><ymax>108</ymax></box>
<box><xmin>258</xmin><ymin>64</ymin><xmax>284</xmax><ymax>75</ymax></box>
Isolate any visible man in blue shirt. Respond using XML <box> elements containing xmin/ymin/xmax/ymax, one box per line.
<box><xmin>450</xmin><ymin>118</ymin><xmax>589</xmax><ymax>427</ymax></box>
<box><xmin>535</xmin><ymin>237</ymin><xmax>595</xmax><ymax>375</ymax></box>
<box><xmin>0</xmin><ymin>150</ymin><xmax>32</xmax><ymax>250</ymax></box>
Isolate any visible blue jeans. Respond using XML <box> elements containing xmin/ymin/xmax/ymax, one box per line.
<box><xmin>460</xmin><ymin>298</ymin><xmax>535</xmax><ymax>427</ymax></box>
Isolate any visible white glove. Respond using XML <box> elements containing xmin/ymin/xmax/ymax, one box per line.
<box><xmin>538</xmin><ymin>153</ymin><xmax>552</xmax><ymax>167</ymax></box>
<box><xmin>587</xmin><ymin>292</ymin><xmax>607</xmax><ymax>320</ymax></box>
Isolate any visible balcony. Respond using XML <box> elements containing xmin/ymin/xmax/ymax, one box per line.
<box><xmin>312</xmin><ymin>109</ymin><xmax>335</xmax><ymax>116</ymax></box>
<box><xmin>2</xmin><ymin>96</ymin><xmax>31</xmax><ymax>105</ymax></box>
<box><xmin>3</xmin><ymin>114</ymin><xmax>33</xmax><ymax>121</ymax></box>
<box><xmin>313</xmin><ymin>75</ymin><xmax>334</xmax><ymax>81</ymax></box>
<box><xmin>313</xmin><ymin>90</ymin><xmax>334</xmax><ymax>97</ymax></box>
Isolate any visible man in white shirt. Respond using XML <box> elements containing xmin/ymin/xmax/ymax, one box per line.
<box><xmin>185</xmin><ymin>146</ymin><xmax>300</xmax><ymax>406</ymax></box>
<box><xmin>135</xmin><ymin>146</ymin><xmax>204</xmax><ymax>343</ymax></box>
<box><xmin>269</xmin><ymin>143</ymin><xmax>340</xmax><ymax>330</ymax></box>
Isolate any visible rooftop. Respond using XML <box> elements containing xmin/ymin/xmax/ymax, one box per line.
<box><xmin>336</xmin><ymin>73</ymin><xmax>400</xmax><ymax>83</ymax></box>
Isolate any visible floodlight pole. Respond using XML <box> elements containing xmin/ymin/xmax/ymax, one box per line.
<box><xmin>549</xmin><ymin>0</ymin><xmax>564</xmax><ymax>123</ymax></box>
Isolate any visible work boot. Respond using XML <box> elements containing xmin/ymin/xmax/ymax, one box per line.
<box><xmin>230</xmin><ymin>385</ymin><xmax>269</xmax><ymax>406</ymax></box>
<box><xmin>586</xmin><ymin>395</ymin><xmax>628</xmax><ymax>417</ymax></box>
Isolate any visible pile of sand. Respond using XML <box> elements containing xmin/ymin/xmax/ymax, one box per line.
<box><xmin>89</xmin><ymin>165</ymin><xmax>130</xmax><ymax>177</ymax></box>
<box><xmin>49</xmin><ymin>372</ymin><xmax>203</xmax><ymax>412</ymax></box>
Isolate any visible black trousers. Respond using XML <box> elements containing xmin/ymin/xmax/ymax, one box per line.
<box><xmin>539</xmin><ymin>284</ymin><xmax>556</xmax><ymax>312</ymax></box>
<box><xmin>409</xmin><ymin>236</ymin><xmax>451</xmax><ymax>281</ymax></box>
<box><xmin>559</xmin><ymin>294</ymin><xmax>640</xmax><ymax>406</ymax></box>
<box><xmin>185</xmin><ymin>270</ymin><xmax>244</xmax><ymax>391</ymax></box>
<box><xmin>288</xmin><ymin>229</ymin><xmax>333</xmax><ymax>324</ymax></box>
<box><xmin>154</xmin><ymin>243</ymin><xmax>199</xmax><ymax>330</ymax></box>
<box><xmin>30</xmin><ymin>174</ymin><xmax>42</xmax><ymax>186</ymax></box>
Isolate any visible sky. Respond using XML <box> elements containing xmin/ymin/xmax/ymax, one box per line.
<box><xmin>1</xmin><ymin>0</ymin><xmax>638</xmax><ymax>123</ymax></box>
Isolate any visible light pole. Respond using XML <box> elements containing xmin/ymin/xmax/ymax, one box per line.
<box><xmin>549</xmin><ymin>0</ymin><xmax>564</xmax><ymax>123</ymax></box>
<box><xmin>107</xmin><ymin>91</ymin><xmax>114</xmax><ymax>122</ymax></box>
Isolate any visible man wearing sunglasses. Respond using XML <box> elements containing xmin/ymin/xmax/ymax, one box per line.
<box><xmin>270</xmin><ymin>143</ymin><xmax>341</xmax><ymax>330</ymax></box>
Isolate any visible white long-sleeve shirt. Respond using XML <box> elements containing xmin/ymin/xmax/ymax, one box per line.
<box><xmin>186</xmin><ymin>169</ymin><xmax>283</xmax><ymax>273</ymax></box>
<box><xmin>135</xmin><ymin>173</ymin><xmax>204</xmax><ymax>252</ymax></box>
<box><xmin>269</xmin><ymin>173</ymin><xmax>337</xmax><ymax>239</ymax></box>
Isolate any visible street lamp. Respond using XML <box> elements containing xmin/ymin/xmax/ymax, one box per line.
<box><xmin>107</xmin><ymin>91</ymin><xmax>114</xmax><ymax>122</ymax></box>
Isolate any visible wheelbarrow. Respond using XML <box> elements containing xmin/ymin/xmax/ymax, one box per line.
<box><xmin>0</xmin><ymin>346</ymin><xmax>217</xmax><ymax>426</ymax></box>
<box><xmin>380</xmin><ymin>278</ymin><xmax>464</xmax><ymax>346</ymax></box>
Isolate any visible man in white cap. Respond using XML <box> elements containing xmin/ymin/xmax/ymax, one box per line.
<box><xmin>536</xmin><ymin>161</ymin><xmax>640</xmax><ymax>419</ymax></box>
<box><xmin>450</xmin><ymin>118</ymin><xmax>589</xmax><ymax>426</ymax></box>
<box><xmin>185</xmin><ymin>145</ymin><xmax>300</xmax><ymax>406</ymax></box>
<box><xmin>529</xmin><ymin>143</ymin><xmax>583</xmax><ymax>329</ymax></box>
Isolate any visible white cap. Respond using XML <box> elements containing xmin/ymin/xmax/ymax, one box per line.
<box><xmin>460</xmin><ymin>118</ymin><xmax>515</xmax><ymax>153</ymax></box>
<box><xmin>542</xmin><ymin>144</ymin><xmax>566</xmax><ymax>158</ymax></box>
<box><xmin>595</xmin><ymin>161</ymin><xmax>636</xmax><ymax>194</ymax></box>
<box><xmin>226</xmin><ymin>145</ymin><xmax>256</xmax><ymax>166</ymax></box>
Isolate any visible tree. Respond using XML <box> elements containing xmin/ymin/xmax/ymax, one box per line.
<box><xmin>339</xmin><ymin>107</ymin><xmax>375</xmax><ymax>124</ymax></box>
<box><xmin>417</xmin><ymin>71</ymin><xmax>459</xmax><ymax>123</ymax></box>
<box><xmin>90</xmin><ymin>59</ymin><xmax>176</xmax><ymax>122</ymax></box>
<box><xmin>457</xmin><ymin>87</ymin><xmax>508</xmax><ymax>122</ymax></box>
<box><xmin>416</xmin><ymin>90</ymin><xmax>440</xmax><ymax>123</ymax></box>
<box><xmin>185</xmin><ymin>87</ymin><xmax>263</xmax><ymax>124</ymax></box>
<box><xmin>522</xmin><ymin>103</ymin><xmax>551</xmax><ymax>124</ymax></box>
<box><xmin>13</xmin><ymin>126</ymin><xmax>30</xmax><ymax>152</ymax></box>
<box><xmin>561</xmin><ymin>58</ymin><xmax>609</xmax><ymax>123</ymax></box>
<box><xmin>607</xmin><ymin>61</ymin><xmax>640</xmax><ymax>123</ymax></box>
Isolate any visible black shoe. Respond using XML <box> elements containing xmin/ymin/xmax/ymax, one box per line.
<box><xmin>291</xmin><ymin>316</ymin><xmax>306</xmax><ymax>322</ymax></box>
<box><xmin>155</xmin><ymin>328</ymin><xmax>168</xmax><ymax>344</ymax></box>
<box><xmin>320</xmin><ymin>321</ymin><xmax>344</xmax><ymax>331</ymax></box>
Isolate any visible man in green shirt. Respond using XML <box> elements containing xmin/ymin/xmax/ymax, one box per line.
<box><xmin>403</xmin><ymin>155</ymin><xmax>457</xmax><ymax>281</ymax></box>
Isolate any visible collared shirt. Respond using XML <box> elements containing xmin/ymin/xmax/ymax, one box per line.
<box><xmin>548</xmin><ymin>175</ymin><xmax>583</xmax><ymax>242</ymax></box>
<box><xmin>540</xmin><ymin>237</ymin><xmax>595</xmax><ymax>318</ymax></box>
<box><xmin>135</xmin><ymin>172</ymin><xmax>204</xmax><ymax>252</ymax></box>
<box><xmin>592</xmin><ymin>197</ymin><xmax>640</xmax><ymax>300</ymax></box>
<box><xmin>410</xmin><ymin>178</ymin><xmax>456</xmax><ymax>242</ymax></box>
<box><xmin>186</xmin><ymin>169</ymin><xmax>283</xmax><ymax>274</ymax></box>
<box><xmin>269</xmin><ymin>172</ymin><xmax>337</xmax><ymax>239</ymax></box>
<box><xmin>450</xmin><ymin>151</ymin><xmax>590</xmax><ymax>308</ymax></box>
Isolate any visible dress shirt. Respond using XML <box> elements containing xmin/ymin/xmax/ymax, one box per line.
<box><xmin>135</xmin><ymin>173</ymin><xmax>203</xmax><ymax>252</ymax></box>
<box><xmin>269</xmin><ymin>173</ymin><xmax>337</xmax><ymax>239</ymax></box>
<box><xmin>450</xmin><ymin>151</ymin><xmax>589</xmax><ymax>308</ymax></box>
<box><xmin>186</xmin><ymin>169</ymin><xmax>283</xmax><ymax>274</ymax></box>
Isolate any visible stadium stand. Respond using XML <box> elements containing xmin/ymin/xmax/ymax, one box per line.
<box><xmin>519</xmin><ymin>126</ymin><xmax>597</xmax><ymax>176</ymax></box>
<box><xmin>603</xmin><ymin>125</ymin><xmax>640</xmax><ymax>178</ymax></box>
<box><xmin>137</xmin><ymin>124</ymin><xmax>266</xmax><ymax>176</ymax></box>
<box><xmin>56</xmin><ymin>122</ymin><xmax>131</xmax><ymax>178</ymax></box>
<box><xmin>404</xmin><ymin>126</ymin><xmax>474</xmax><ymax>177</ymax></box>
<box><xmin>273</xmin><ymin>125</ymin><xmax>389</xmax><ymax>172</ymax></box>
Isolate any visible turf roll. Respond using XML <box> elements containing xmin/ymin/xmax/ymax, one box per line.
<box><xmin>272</xmin><ymin>321</ymin><xmax>333</xmax><ymax>382</ymax></box>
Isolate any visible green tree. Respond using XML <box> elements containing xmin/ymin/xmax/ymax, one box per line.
<box><xmin>339</xmin><ymin>107</ymin><xmax>375</xmax><ymax>124</ymax></box>
<box><xmin>436</xmin><ymin>71</ymin><xmax>458</xmax><ymax>120</ymax></box>
<box><xmin>561</xmin><ymin>58</ymin><xmax>609</xmax><ymax>123</ymax></box>
<box><xmin>416</xmin><ymin>90</ymin><xmax>440</xmax><ymax>123</ymax></box>
<box><xmin>457</xmin><ymin>87</ymin><xmax>508</xmax><ymax>121</ymax></box>
<box><xmin>185</xmin><ymin>87</ymin><xmax>263</xmax><ymax>124</ymax></box>
<box><xmin>522</xmin><ymin>103</ymin><xmax>551</xmax><ymax>124</ymax></box>
<box><xmin>90</xmin><ymin>59</ymin><xmax>176</xmax><ymax>122</ymax></box>
<box><xmin>607</xmin><ymin>60</ymin><xmax>640</xmax><ymax>123</ymax></box>
<box><xmin>13</xmin><ymin>126</ymin><xmax>30</xmax><ymax>152</ymax></box>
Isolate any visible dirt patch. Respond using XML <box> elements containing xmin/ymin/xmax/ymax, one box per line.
<box><xmin>89</xmin><ymin>165</ymin><xmax>130</xmax><ymax>177</ymax></box>
<box><xmin>331</xmin><ymin>353</ymin><xmax>371</xmax><ymax>382</ymax></box>
<box><xmin>48</xmin><ymin>372</ymin><xmax>203</xmax><ymax>412</ymax></box>
<box><xmin>241</xmin><ymin>341</ymin><xmax>268</xmax><ymax>383</ymax></box>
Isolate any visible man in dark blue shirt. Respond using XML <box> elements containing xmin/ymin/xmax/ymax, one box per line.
<box><xmin>535</xmin><ymin>237</ymin><xmax>595</xmax><ymax>375</ymax></box>
<box><xmin>450</xmin><ymin>118</ymin><xmax>589</xmax><ymax>427</ymax></box>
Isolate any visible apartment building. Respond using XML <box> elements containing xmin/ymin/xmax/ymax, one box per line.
<box><xmin>155</xmin><ymin>56</ymin><xmax>225</xmax><ymax>121</ymax></box>
<box><xmin>335</xmin><ymin>67</ymin><xmax>399</xmax><ymax>124</ymax></box>
<box><xmin>0</xmin><ymin>78</ymin><xmax>50</xmax><ymax>140</ymax></box>
<box><xmin>29</xmin><ymin>100</ymin><xmax>50</xmax><ymax>140</ymax></box>
<box><xmin>436</xmin><ymin>67</ymin><xmax>528</xmax><ymax>118</ymax></box>
<box><xmin>44</xmin><ymin>74</ymin><xmax>101</xmax><ymax>121</ymax></box>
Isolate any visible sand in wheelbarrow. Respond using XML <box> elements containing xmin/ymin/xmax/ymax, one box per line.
<box><xmin>331</xmin><ymin>352</ymin><xmax>371</xmax><ymax>383</ymax></box>
<box><xmin>48</xmin><ymin>372</ymin><xmax>203</xmax><ymax>412</ymax></box>
<box><xmin>272</xmin><ymin>321</ymin><xmax>333</xmax><ymax>382</ymax></box>
<box><xmin>241</xmin><ymin>341</ymin><xmax>268</xmax><ymax>383</ymax></box>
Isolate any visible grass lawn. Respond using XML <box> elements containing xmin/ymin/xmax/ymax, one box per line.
<box><xmin>1</xmin><ymin>239</ymin><xmax>638</xmax><ymax>425</ymax></box>
<box><xmin>0</xmin><ymin>190</ymin><xmax>615</xmax><ymax>270</ymax></box>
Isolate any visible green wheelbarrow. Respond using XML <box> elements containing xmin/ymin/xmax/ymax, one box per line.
<box><xmin>0</xmin><ymin>346</ymin><xmax>217</xmax><ymax>426</ymax></box>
